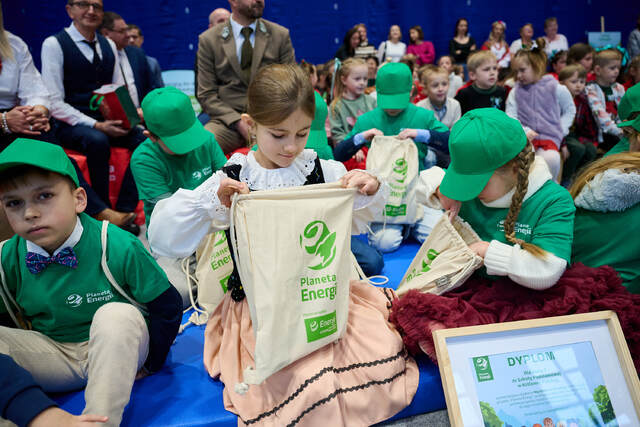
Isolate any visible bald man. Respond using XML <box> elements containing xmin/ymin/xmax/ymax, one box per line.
<box><xmin>209</xmin><ymin>8</ymin><xmax>230</xmax><ymax>28</ymax></box>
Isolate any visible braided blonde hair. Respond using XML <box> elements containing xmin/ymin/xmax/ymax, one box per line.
<box><xmin>499</xmin><ymin>143</ymin><xmax>547</xmax><ymax>258</ymax></box>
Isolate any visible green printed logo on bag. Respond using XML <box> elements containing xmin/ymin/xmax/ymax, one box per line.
<box><xmin>404</xmin><ymin>248</ymin><xmax>440</xmax><ymax>282</ymax></box>
<box><xmin>392</xmin><ymin>158</ymin><xmax>408</xmax><ymax>183</ymax></box>
<box><xmin>304</xmin><ymin>311</ymin><xmax>338</xmax><ymax>342</ymax></box>
<box><xmin>219</xmin><ymin>274</ymin><xmax>230</xmax><ymax>293</ymax></box>
<box><xmin>473</xmin><ymin>356</ymin><xmax>494</xmax><ymax>382</ymax></box>
<box><xmin>300</xmin><ymin>220</ymin><xmax>336</xmax><ymax>270</ymax></box>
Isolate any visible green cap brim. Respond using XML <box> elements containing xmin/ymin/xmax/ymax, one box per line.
<box><xmin>160</xmin><ymin>119</ymin><xmax>210</xmax><ymax>155</ymax></box>
<box><xmin>377</xmin><ymin>91</ymin><xmax>410</xmax><ymax>110</ymax></box>
<box><xmin>440</xmin><ymin>167</ymin><xmax>494</xmax><ymax>202</ymax></box>
<box><xmin>0</xmin><ymin>139</ymin><xmax>79</xmax><ymax>186</ymax></box>
<box><xmin>618</xmin><ymin>117</ymin><xmax>640</xmax><ymax>132</ymax></box>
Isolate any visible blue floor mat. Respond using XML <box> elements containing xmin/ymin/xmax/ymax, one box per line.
<box><xmin>53</xmin><ymin>240</ymin><xmax>446</xmax><ymax>425</ymax></box>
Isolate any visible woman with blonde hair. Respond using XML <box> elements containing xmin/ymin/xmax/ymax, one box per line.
<box><xmin>481</xmin><ymin>20</ymin><xmax>511</xmax><ymax>69</ymax></box>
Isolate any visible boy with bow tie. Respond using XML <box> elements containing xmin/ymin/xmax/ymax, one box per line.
<box><xmin>0</xmin><ymin>138</ymin><xmax>181</xmax><ymax>426</ymax></box>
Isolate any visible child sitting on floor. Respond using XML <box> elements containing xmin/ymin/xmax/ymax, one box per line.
<box><xmin>0</xmin><ymin>139</ymin><xmax>182</xmax><ymax>427</ymax></box>
<box><xmin>147</xmin><ymin>63</ymin><xmax>418</xmax><ymax>426</ymax></box>
<box><xmin>334</xmin><ymin>62</ymin><xmax>450</xmax><ymax>252</ymax></box>
<box><xmin>506</xmin><ymin>41</ymin><xmax>576</xmax><ymax>182</ymax></box>
<box><xmin>585</xmin><ymin>49</ymin><xmax>626</xmax><ymax>151</ymax></box>
<box><xmin>416</xmin><ymin>65</ymin><xmax>462</xmax><ymax>130</ymax></box>
<box><xmin>329</xmin><ymin>58</ymin><xmax>376</xmax><ymax>168</ymax></box>
<box><xmin>567</xmin><ymin>42</ymin><xmax>595</xmax><ymax>81</ymax></box>
<box><xmin>437</xmin><ymin>55</ymin><xmax>464</xmax><ymax>98</ymax></box>
<box><xmin>558</xmin><ymin>64</ymin><xmax>598</xmax><ymax>183</ymax></box>
<box><xmin>418</xmin><ymin>108</ymin><xmax>576</xmax><ymax>289</ymax></box>
<box><xmin>455</xmin><ymin>50</ymin><xmax>507</xmax><ymax>115</ymax></box>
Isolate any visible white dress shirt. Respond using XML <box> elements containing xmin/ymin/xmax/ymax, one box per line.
<box><xmin>229</xmin><ymin>16</ymin><xmax>256</xmax><ymax>63</ymax></box>
<box><xmin>26</xmin><ymin>217</ymin><xmax>83</xmax><ymax>257</ymax></box>
<box><xmin>41</xmin><ymin>23</ymin><xmax>124</xmax><ymax>127</ymax></box>
<box><xmin>117</xmin><ymin>49</ymin><xmax>140</xmax><ymax>107</ymax></box>
<box><xmin>0</xmin><ymin>32</ymin><xmax>50</xmax><ymax>110</ymax></box>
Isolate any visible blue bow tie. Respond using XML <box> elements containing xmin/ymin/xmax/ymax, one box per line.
<box><xmin>25</xmin><ymin>247</ymin><xmax>78</xmax><ymax>275</ymax></box>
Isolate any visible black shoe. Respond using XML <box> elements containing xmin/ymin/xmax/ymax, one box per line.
<box><xmin>119</xmin><ymin>222</ymin><xmax>141</xmax><ymax>236</ymax></box>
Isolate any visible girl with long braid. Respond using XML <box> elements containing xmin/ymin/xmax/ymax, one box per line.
<box><xmin>417</xmin><ymin>108</ymin><xmax>576</xmax><ymax>289</ymax></box>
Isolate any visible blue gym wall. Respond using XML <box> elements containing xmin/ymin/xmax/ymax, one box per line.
<box><xmin>4</xmin><ymin>0</ymin><xmax>638</xmax><ymax>71</ymax></box>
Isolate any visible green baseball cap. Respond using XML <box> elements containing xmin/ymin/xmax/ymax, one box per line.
<box><xmin>375</xmin><ymin>62</ymin><xmax>412</xmax><ymax>110</ymax></box>
<box><xmin>141</xmin><ymin>86</ymin><xmax>210</xmax><ymax>155</ymax></box>
<box><xmin>440</xmin><ymin>108</ymin><xmax>527</xmax><ymax>202</ymax></box>
<box><xmin>618</xmin><ymin>115</ymin><xmax>640</xmax><ymax>132</ymax></box>
<box><xmin>0</xmin><ymin>138</ymin><xmax>79</xmax><ymax>186</ymax></box>
<box><xmin>617</xmin><ymin>82</ymin><xmax>640</xmax><ymax>121</ymax></box>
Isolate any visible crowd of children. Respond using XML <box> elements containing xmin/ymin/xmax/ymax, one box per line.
<box><xmin>2</xmin><ymin>8</ymin><xmax>640</xmax><ymax>427</ymax></box>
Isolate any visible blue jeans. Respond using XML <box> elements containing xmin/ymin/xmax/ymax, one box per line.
<box><xmin>351</xmin><ymin>235</ymin><xmax>384</xmax><ymax>276</ymax></box>
<box><xmin>368</xmin><ymin>206</ymin><xmax>443</xmax><ymax>253</ymax></box>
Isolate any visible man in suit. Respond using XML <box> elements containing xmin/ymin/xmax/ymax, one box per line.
<box><xmin>196</xmin><ymin>0</ymin><xmax>296</xmax><ymax>154</ymax></box>
<box><xmin>41</xmin><ymin>0</ymin><xmax>145</xmax><ymax>234</ymax></box>
<box><xmin>126</xmin><ymin>24</ymin><xmax>164</xmax><ymax>89</ymax></box>
<box><xmin>100</xmin><ymin>11</ymin><xmax>159</xmax><ymax>106</ymax></box>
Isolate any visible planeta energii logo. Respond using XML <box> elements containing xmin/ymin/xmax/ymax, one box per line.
<box><xmin>299</xmin><ymin>220</ymin><xmax>336</xmax><ymax>270</ymax></box>
<box><xmin>392</xmin><ymin>158</ymin><xmax>408</xmax><ymax>183</ymax></box>
<box><xmin>66</xmin><ymin>293</ymin><xmax>83</xmax><ymax>307</ymax></box>
<box><xmin>473</xmin><ymin>356</ymin><xmax>494</xmax><ymax>382</ymax></box>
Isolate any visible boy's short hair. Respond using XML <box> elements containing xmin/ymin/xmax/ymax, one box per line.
<box><xmin>467</xmin><ymin>50</ymin><xmax>496</xmax><ymax>72</ymax></box>
<box><xmin>420</xmin><ymin>65</ymin><xmax>448</xmax><ymax>86</ymax></box>
<box><xmin>0</xmin><ymin>166</ymin><xmax>77</xmax><ymax>193</ymax></box>
<box><xmin>593</xmin><ymin>49</ymin><xmax>622</xmax><ymax>68</ymax></box>
<box><xmin>558</xmin><ymin>63</ymin><xmax>587</xmax><ymax>81</ymax></box>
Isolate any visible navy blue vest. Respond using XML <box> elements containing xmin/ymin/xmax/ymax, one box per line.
<box><xmin>54</xmin><ymin>30</ymin><xmax>115</xmax><ymax>120</ymax></box>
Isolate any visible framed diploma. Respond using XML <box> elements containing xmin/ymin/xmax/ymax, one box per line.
<box><xmin>433</xmin><ymin>311</ymin><xmax>640</xmax><ymax>427</ymax></box>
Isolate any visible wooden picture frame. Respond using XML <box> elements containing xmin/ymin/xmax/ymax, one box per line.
<box><xmin>433</xmin><ymin>311</ymin><xmax>640</xmax><ymax>427</ymax></box>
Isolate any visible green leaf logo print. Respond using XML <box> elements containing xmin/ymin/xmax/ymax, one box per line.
<box><xmin>300</xmin><ymin>220</ymin><xmax>336</xmax><ymax>270</ymax></box>
<box><xmin>392</xmin><ymin>158</ymin><xmax>408</xmax><ymax>183</ymax></box>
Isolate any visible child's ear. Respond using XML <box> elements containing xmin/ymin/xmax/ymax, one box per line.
<box><xmin>593</xmin><ymin>64</ymin><xmax>601</xmax><ymax>75</ymax></box>
<box><xmin>144</xmin><ymin>130</ymin><xmax>160</xmax><ymax>143</ymax></box>
<box><xmin>241</xmin><ymin>113</ymin><xmax>255</xmax><ymax>131</ymax></box>
<box><xmin>73</xmin><ymin>187</ymin><xmax>88</xmax><ymax>214</ymax></box>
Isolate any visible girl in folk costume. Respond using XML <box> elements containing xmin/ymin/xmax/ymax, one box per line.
<box><xmin>147</xmin><ymin>64</ymin><xmax>418</xmax><ymax>426</ymax></box>
<box><xmin>481</xmin><ymin>21</ymin><xmax>511</xmax><ymax>69</ymax></box>
<box><xmin>506</xmin><ymin>41</ymin><xmax>576</xmax><ymax>182</ymax></box>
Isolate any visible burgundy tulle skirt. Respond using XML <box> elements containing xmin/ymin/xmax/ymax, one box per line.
<box><xmin>390</xmin><ymin>264</ymin><xmax>640</xmax><ymax>370</ymax></box>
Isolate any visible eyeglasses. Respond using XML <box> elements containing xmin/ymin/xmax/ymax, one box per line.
<box><xmin>70</xmin><ymin>1</ymin><xmax>104</xmax><ymax>12</ymax></box>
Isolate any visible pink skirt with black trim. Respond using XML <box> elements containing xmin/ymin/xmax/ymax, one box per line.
<box><xmin>203</xmin><ymin>280</ymin><xmax>419</xmax><ymax>426</ymax></box>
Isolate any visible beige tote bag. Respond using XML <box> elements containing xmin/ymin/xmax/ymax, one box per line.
<box><xmin>366</xmin><ymin>136</ymin><xmax>421</xmax><ymax>224</ymax></box>
<box><xmin>230</xmin><ymin>183</ymin><xmax>355</xmax><ymax>386</ymax></box>
<box><xmin>396</xmin><ymin>214</ymin><xmax>484</xmax><ymax>296</ymax></box>
<box><xmin>193</xmin><ymin>230</ymin><xmax>233</xmax><ymax>314</ymax></box>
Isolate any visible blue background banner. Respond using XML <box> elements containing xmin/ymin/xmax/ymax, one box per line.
<box><xmin>5</xmin><ymin>0</ymin><xmax>637</xmax><ymax>70</ymax></box>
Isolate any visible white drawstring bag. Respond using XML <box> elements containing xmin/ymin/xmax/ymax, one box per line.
<box><xmin>366</xmin><ymin>136</ymin><xmax>421</xmax><ymax>224</ymax></box>
<box><xmin>396</xmin><ymin>214</ymin><xmax>484</xmax><ymax>296</ymax></box>
<box><xmin>193</xmin><ymin>230</ymin><xmax>233</xmax><ymax>314</ymax></box>
<box><xmin>229</xmin><ymin>183</ymin><xmax>355</xmax><ymax>386</ymax></box>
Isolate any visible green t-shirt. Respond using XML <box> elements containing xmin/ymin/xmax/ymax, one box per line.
<box><xmin>460</xmin><ymin>180</ymin><xmax>576</xmax><ymax>263</ymax></box>
<box><xmin>131</xmin><ymin>135</ymin><xmax>227</xmax><ymax>226</ymax></box>
<box><xmin>0</xmin><ymin>213</ymin><xmax>169</xmax><ymax>342</ymax></box>
<box><xmin>604</xmin><ymin>137</ymin><xmax>629</xmax><ymax>157</ymax></box>
<box><xmin>346</xmin><ymin>104</ymin><xmax>449</xmax><ymax>171</ymax></box>
<box><xmin>305</xmin><ymin>92</ymin><xmax>333</xmax><ymax>160</ymax></box>
<box><xmin>572</xmin><ymin>204</ymin><xmax>640</xmax><ymax>293</ymax></box>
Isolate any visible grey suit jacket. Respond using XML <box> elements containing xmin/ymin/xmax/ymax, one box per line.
<box><xmin>196</xmin><ymin>18</ymin><xmax>295</xmax><ymax>126</ymax></box>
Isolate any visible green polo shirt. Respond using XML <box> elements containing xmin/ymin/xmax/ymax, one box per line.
<box><xmin>0</xmin><ymin>213</ymin><xmax>169</xmax><ymax>342</ymax></box>
<box><xmin>460</xmin><ymin>180</ymin><xmax>576</xmax><ymax>264</ymax></box>
<box><xmin>572</xmin><ymin>204</ymin><xmax>640</xmax><ymax>293</ymax></box>
<box><xmin>131</xmin><ymin>135</ymin><xmax>227</xmax><ymax>226</ymax></box>
<box><xmin>345</xmin><ymin>104</ymin><xmax>449</xmax><ymax>171</ymax></box>
<box><xmin>604</xmin><ymin>137</ymin><xmax>629</xmax><ymax>157</ymax></box>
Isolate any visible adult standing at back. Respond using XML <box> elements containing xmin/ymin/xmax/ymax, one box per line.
<box><xmin>377</xmin><ymin>25</ymin><xmax>406</xmax><ymax>64</ymax></box>
<box><xmin>542</xmin><ymin>17</ymin><xmax>568</xmax><ymax>56</ymax></box>
<box><xmin>196</xmin><ymin>0</ymin><xmax>295</xmax><ymax>154</ymax></box>
<box><xmin>407</xmin><ymin>25</ymin><xmax>435</xmax><ymax>66</ymax></box>
<box><xmin>449</xmin><ymin>18</ymin><xmax>476</xmax><ymax>66</ymax></box>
